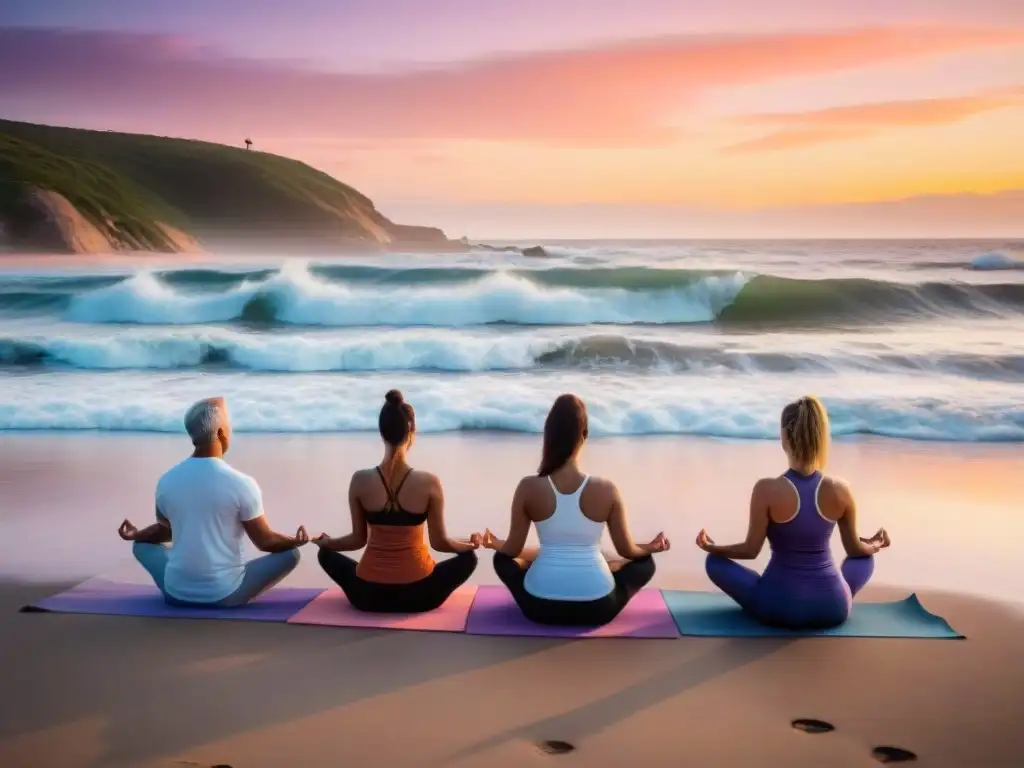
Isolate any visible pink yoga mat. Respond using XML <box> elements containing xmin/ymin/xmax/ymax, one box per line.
<box><xmin>286</xmin><ymin>586</ymin><xmax>478</xmax><ymax>632</ymax></box>
<box><xmin>464</xmin><ymin>586</ymin><xmax>681</xmax><ymax>639</ymax></box>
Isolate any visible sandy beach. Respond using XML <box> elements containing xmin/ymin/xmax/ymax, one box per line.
<box><xmin>0</xmin><ymin>578</ymin><xmax>1021</xmax><ymax>768</ymax></box>
<box><xmin>2</xmin><ymin>432</ymin><xmax>1021</xmax><ymax>602</ymax></box>
<box><xmin>4</xmin><ymin>1</ymin><xmax>1024</xmax><ymax>761</ymax></box>
<box><xmin>2</xmin><ymin>433</ymin><xmax>1023</xmax><ymax>767</ymax></box>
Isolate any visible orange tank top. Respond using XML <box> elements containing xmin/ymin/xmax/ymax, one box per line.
<box><xmin>355</xmin><ymin>468</ymin><xmax>435</xmax><ymax>584</ymax></box>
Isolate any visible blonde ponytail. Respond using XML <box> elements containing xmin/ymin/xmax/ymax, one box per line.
<box><xmin>781</xmin><ymin>395</ymin><xmax>830</xmax><ymax>470</ymax></box>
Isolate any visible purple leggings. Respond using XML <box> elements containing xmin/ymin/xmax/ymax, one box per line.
<box><xmin>705</xmin><ymin>554</ymin><xmax>875</xmax><ymax>629</ymax></box>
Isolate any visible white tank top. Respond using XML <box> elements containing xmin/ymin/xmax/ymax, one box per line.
<box><xmin>523</xmin><ymin>476</ymin><xmax>616</xmax><ymax>601</ymax></box>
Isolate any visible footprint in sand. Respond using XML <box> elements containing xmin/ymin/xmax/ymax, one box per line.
<box><xmin>871</xmin><ymin>745</ymin><xmax>918</xmax><ymax>763</ymax></box>
<box><xmin>788</xmin><ymin>720</ymin><xmax>916</xmax><ymax>763</ymax></box>
<box><xmin>536</xmin><ymin>740</ymin><xmax>576</xmax><ymax>755</ymax></box>
<box><xmin>790</xmin><ymin>718</ymin><xmax>836</xmax><ymax>734</ymax></box>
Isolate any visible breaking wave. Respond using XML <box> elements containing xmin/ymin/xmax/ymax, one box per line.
<box><xmin>0</xmin><ymin>262</ymin><xmax>1019</xmax><ymax>328</ymax></box>
<box><xmin>2</xmin><ymin>330</ymin><xmax>1023</xmax><ymax>381</ymax></box>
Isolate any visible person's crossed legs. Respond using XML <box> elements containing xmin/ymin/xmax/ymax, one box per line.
<box><xmin>493</xmin><ymin>550</ymin><xmax>654</xmax><ymax>626</ymax></box>
<box><xmin>704</xmin><ymin>554</ymin><xmax>760</xmax><ymax>612</ymax></box>
<box><xmin>317</xmin><ymin>548</ymin><xmax>477</xmax><ymax>613</ymax></box>
<box><xmin>705</xmin><ymin>553</ymin><xmax>876</xmax><ymax>623</ymax></box>
<box><xmin>840</xmin><ymin>555</ymin><xmax>874</xmax><ymax>597</ymax></box>
<box><xmin>132</xmin><ymin>541</ymin><xmax>170</xmax><ymax>592</ymax></box>
<box><xmin>133</xmin><ymin>542</ymin><xmax>300</xmax><ymax>607</ymax></box>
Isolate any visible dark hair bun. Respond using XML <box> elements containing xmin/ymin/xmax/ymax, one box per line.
<box><xmin>384</xmin><ymin>389</ymin><xmax>405</xmax><ymax>406</ymax></box>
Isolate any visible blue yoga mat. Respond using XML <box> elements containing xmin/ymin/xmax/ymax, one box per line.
<box><xmin>661</xmin><ymin>590</ymin><xmax>963</xmax><ymax>638</ymax></box>
<box><xmin>22</xmin><ymin>578</ymin><xmax>324</xmax><ymax>623</ymax></box>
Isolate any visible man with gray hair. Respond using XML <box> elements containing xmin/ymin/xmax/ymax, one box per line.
<box><xmin>117</xmin><ymin>396</ymin><xmax>308</xmax><ymax>606</ymax></box>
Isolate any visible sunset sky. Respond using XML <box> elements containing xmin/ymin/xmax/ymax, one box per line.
<box><xmin>2</xmin><ymin>0</ymin><xmax>1023</xmax><ymax>238</ymax></box>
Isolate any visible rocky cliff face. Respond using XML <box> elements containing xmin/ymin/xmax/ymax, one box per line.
<box><xmin>0</xmin><ymin>188</ymin><xmax>201</xmax><ymax>254</ymax></box>
<box><xmin>0</xmin><ymin>119</ymin><xmax>459</xmax><ymax>254</ymax></box>
<box><xmin>387</xmin><ymin>223</ymin><xmax>451</xmax><ymax>245</ymax></box>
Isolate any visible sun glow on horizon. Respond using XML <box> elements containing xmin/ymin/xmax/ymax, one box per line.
<box><xmin>1</xmin><ymin>3</ymin><xmax>1023</xmax><ymax>235</ymax></box>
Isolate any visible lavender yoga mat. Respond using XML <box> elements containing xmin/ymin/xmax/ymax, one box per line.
<box><xmin>22</xmin><ymin>578</ymin><xmax>324</xmax><ymax>623</ymax></box>
<box><xmin>287</xmin><ymin>586</ymin><xmax>478</xmax><ymax>632</ymax></box>
<box><xmin>464</xmin><ymin>586</ymin><xmax>681</xmax><ymax>638</ymax></box>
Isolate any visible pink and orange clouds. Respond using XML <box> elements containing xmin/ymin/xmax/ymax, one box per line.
<box><xmin>2</xmin><ymin>25</ymin><xmax>1022</xmax><ymax>146</ymax></box>
<box><xmin>1</xmin><ymin>13</ymin><xmax>1023</xmax><ymax>236</ymax></box>
<box><xmin>726</xmin><ymin>88</ymin><xmax>1024</xmax><ymax>152</ymax></box>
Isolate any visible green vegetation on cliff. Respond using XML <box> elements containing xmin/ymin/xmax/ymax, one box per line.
<box><xmin>0</xmin><ymin>119</ymin><xmax>448</xmax><ymax>252</ymax></box>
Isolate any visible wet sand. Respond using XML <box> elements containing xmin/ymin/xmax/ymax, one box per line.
<box><xmin>2</xmin><ymin>579</ymin><xmax>1022</xmax><ymax>767</ymax></box>
<box><xmin>1</xmin><ymin>432</ymin><xmax>1021</xmax><ymax>603</ymax></box>
<box><xmin>2</xmin><ymin>433</ymin><xmax>1023</xmax><ymax>766</ymax></box>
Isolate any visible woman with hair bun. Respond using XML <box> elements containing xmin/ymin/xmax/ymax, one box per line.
<box><xmin>313</xmin><ymin>389</ymin><xmax>480</xmax><ymax>613</ymax></box>
<box><xmin>483</xmin><ymin>393</ymin><xmax>670</xmax><ymax>627</ymax></box>
<box><xmin>696</xmin><ymin>395</ymin><xmax>890</xmax><ymax>629</ymax></box>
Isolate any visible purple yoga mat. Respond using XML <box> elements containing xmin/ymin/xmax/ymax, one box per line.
<box><xmin>287</xmin><ymin>586</ymin><xmax>478</xmax><ymax>632</ymax></box>
<box><xmin>464</xmin><ymin>586</ymin><xmax>681</xmax><ymax>639</ymax></box>
<box><xmin>23</xmin><ymin>578</ymin><xmax>324</xmax><ymax>623</ymax></box>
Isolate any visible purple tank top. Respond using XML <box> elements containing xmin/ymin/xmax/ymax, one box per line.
<box><xmin>766</xmin><ymin>470</ymin><xmax>836</xmax><ymax>570</ymax></box>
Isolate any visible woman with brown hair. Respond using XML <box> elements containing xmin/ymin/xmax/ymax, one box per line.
<box><xmin>483</xmin><ymin>393</ymin><xmax>670</xmax><ymax>626</ymax></box>
<box><xmin>314</xmin><ymin>390</ymin><xmax>480</xmax><ymax>613</ymax></box>
<box><xmin>696</xmin><ymin>395</ymin><xmax>890</xmax><ymax>629</ymax></box>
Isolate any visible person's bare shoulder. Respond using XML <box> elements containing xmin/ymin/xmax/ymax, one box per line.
<box><xmin>753</xmin><ymin>476</ymin><xmax>782</xmax><ymax>495</ymax></box>
<box><xmin>823</xmin><ymin>474</ymin><xmax>851</xmax><ymax>491</ymax></box>
<box><xmin>583</xmin><ymin>475</ymin><xmax>618</xmax><ymax>503</ymax></box>
<box><xmin>753</xmin><ymin>476</ymin><xmax>791</xmax><ymax>506</ymax></box>
<box><xmin>414</xmin><ymin>470</ymin><xmax>443</xmax><ymax>493</ymax></box>
<box><xmin>349</xmin><ymin>467</ymin><xmax>376</xmax><ymax>490</ymax></box>
<box><xmin>517</xmin><ymin>474</ymin><xmax>545</xmax><ymax>494</ymax></box>
<box><xmin>820</xmin><ymin>475</ymin><xmax>852</xmax><ymax>505</ymax></box>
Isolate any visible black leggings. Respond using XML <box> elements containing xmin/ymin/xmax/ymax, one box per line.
<box><xmin>492</xmin><ymin>551</ymin><xmax>655</xmax><ymax>627</ymax></box>
<box><xmin>317</xmin><ymin>548</ymin><xmax>478</xmax><ymax>613</ymax></box>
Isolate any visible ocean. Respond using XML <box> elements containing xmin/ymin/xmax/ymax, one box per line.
<box><xmin>1</xmin><ymin>240</ymin><xmax>1023</xmax><ymax>442</ymax></box>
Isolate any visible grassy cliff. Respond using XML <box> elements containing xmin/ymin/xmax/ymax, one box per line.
<box><xmin>0</xmin><ymin>120</ymin><xmax>451</xmax><ymax>253</ymax></box>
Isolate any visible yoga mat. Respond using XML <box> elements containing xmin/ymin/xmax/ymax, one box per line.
<box><xmin>22</xmin><ymin>578</ymin><xmax>324</xmax><ymax>623</ymax></box>
<box><xmin>287</xmin><ymin>586</ymin><xmax>478</xmax><ymax>632</ymax></box>
<box><xmin>661</xmin><ymin>590</ymin><xmax>964</xmax><ymax>638</ymax></box>
<box><xmin>464</xmin><ymin>586</ymin><xmax>681</xmax><ymax>639</ymax></box>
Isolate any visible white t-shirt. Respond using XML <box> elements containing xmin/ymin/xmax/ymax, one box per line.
<box><xmin>156</xmin><ymin>457</ymin><xmax>264</xmax><ymax>603</ymax></box>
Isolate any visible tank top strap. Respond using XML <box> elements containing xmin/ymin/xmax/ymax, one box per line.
<box><xmin>375</xmin><ymin>466</ymin><xmax>396</xmax><ymax>510</ymax></box>
<box><xmin>783</xmin><ymin>468</ymin><xmax>822</xmax><ymax>486</ymax></box>
<box><xmin>574</xmin><ymin>475</ymin><xmax>591</xmax><ymax>496</ymax></box>
<box><xmin>392</xmin><ymin>468</ymin><xmax>413</xmax><ymax>499</ymax></box>
<box><xmin>375</xmin><ymin>466</ymin><xmax>412</xmax><ymax>513</ymax></box>
<box><xmin>547</xmin><ymin>475</ymin><xmax>590</xmax><ymax>497</ymax></box>
<box><xmin>780</xmin><ymin>469</ymin><xmax>825</xmax><ymax>523</ymax></box>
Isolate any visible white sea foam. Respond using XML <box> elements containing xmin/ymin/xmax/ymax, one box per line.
<box><xmin>63</xmin><ymin>261</ymin><xmax>749</xmax><ymax>326</ymax></box>
<box><xmin>4</xmin><ymin>326</ymin><xmax>1024</xmax><ymax>378</ymax></box>
<box><xmin>2</xmin><ymin>370</ymin><xmax>1021</xmax><ymax>441</ymax></box>
<box><xmin>4</xmin><ymin>246</ymin><xmax>1024</xmax><ymax>444</ymax></box>
<box><xmin>2</xmin><ymin>329</ymin><xmax>541</xmax><ymax>372</ymax></box>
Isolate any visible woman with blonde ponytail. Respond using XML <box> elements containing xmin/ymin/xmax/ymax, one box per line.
<box><xmin>313</xmin><ymin>390</ymin><xmax>480</xmax><ymax>613</ymax></box>
<box><xmin>695</xmin><ymin>395</ymin><xmax>890</xmax><ymax>629</ymax></box>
